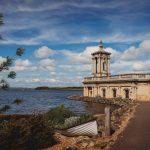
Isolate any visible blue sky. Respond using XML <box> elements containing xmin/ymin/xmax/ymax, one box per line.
<box><xmin>0</xmin><ymin>0</ymin><xmax>150</xmax><ymax>87</ymax></box>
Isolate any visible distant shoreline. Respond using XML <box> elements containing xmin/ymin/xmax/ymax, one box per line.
<box><xmin>6</xmin><ymin>87</ymin><xmax>83</xmax><ymax>91</ymax></box>
<box><xmin>34</xmin><ymin>86</ymin><xmax>83</xmax><ymax>91</ymax></box>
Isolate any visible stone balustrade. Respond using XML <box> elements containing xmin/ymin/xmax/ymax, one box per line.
<box><xmin>84</xmin><ymin>73</ymin><xmax>150</xmax><ymax>82</ymax></box>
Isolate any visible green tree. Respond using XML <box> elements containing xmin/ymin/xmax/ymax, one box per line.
<box><xmin>0</xmin><ymin>13</ymin><xmax>24</xmax><ymax>89</ymax></box>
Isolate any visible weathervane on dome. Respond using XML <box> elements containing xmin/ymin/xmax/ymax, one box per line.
<box><xmin>99</xmin><ymin>40</ymin><xmax>103</xmax><ymax>49</ymax></box>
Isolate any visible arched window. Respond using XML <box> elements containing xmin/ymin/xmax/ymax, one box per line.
<box><xmin>103</xmin><ymin>62</ymin><xmax>106</xmax><ymax>71</ymax></box>
<box><xmin>88</xmin><ymin>87</ymin><xmax>92</xmax><ymax>97</ymax></box>
<box><xmin>102</xmin><ymin>89</ymin><xmax>106</xmax><ymax>98</ymax></box>
<box><xmin>124</xmin><ymin>89</ymin><xmax>129</xmax><ymax>99</ymax></box>
<box><xmin>95</xmin><ymin>57</ymin><xmax>98</xmax><ymax>73</ymax></box>
<box><xmin>112</xmin><ymin>89</ymin><xmax>117</xmax><ymax>98</ymax></box>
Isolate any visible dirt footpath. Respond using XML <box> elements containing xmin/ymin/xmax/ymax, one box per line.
<box><xmin>111</xmin><ymin>102</ymin><xmax>150</xmax><ymax>150</ymax></box>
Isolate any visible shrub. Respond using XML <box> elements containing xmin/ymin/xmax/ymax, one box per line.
<box><xmin>53</xmin><ymin>114</ymin><xmax>92</xmax><ymax>129</ymax></box>
<box><xmin>44</xmin><ymin>104</ymin><xmax>75</xmax><ymax>127</ymax></box>
<box><xmin>78</xmin><ymin>114</ymin><xmax>92</xmax><ymax>124</ymax></box>
<box><xmin>63</xmin><ymin>114</ymin><xmax>92</xmax><ymax>129</ymax></box>
<box><xmin>44</xmin><ymin>104</ymin><xmax>93</xmax><ymax>129</ymax></box>
<box><xmin>64</xmin><ymin>116</ymin><xmax>80</xmax><ymax>127</ymax></box>
<box><xmin>12</xmin><ymin>98</ymin><xmax>23</xmax><ymax>105</ymax></box>
<box><xmin>0</xmin><ymin>115</ymin><xmax>57</xmax><ymax>150</ymax></box>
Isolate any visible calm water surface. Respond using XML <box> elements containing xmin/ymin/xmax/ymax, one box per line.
<box><xmin>0</xmin><ymin>89</ymin><xmax>108</xmax><ymax>115</ymax></box>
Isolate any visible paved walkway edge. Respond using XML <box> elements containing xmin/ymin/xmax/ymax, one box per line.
<box><xmin>107</xmin><ymin>104</ymin><xmax>138</xmax><ymax>149</ymax></box>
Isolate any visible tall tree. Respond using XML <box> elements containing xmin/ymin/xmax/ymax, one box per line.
<box><xmin>0</xmin><ymin>13</ymin><xmax>24</xmax><ymax>89</ymax></box>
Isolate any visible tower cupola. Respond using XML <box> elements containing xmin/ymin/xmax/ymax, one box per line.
<box><xmin>91</xmin><ymin>40</ymin><xmax>111</xmax><ymax>77</ymax></box>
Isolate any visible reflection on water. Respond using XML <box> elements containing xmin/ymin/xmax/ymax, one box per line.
<box><xmin>0</xmin><ymin>89</ymin><xmax>109</xmax><ymax>115</ymax></box>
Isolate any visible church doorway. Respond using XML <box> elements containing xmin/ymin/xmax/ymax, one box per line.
<box><xmin>112</xmin><ymin>88</ymin><xmax>117</xmax><ymax>98</ymax></box>
<box><xmin>88</xmin><ymin>87</ymin><xmax>92</xmax><ymax>97</ymax></box>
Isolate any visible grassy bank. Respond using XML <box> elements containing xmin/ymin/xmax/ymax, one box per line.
<box><xmin>0</xmin><ymin>104</ymin><xmax>91</xmax><ymax>150</ymax></box>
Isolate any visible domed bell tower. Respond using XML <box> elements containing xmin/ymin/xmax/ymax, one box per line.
<box><xmin>91</xmin><ymin>40</ymin><xmax>111</xmax><ymax>77</ymax></box>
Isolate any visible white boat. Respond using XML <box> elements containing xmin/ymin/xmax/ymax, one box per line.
<box><xmin>56</xmin><ymin>120</ymin><xmax>98</xmax><ymax>137</ymax></box>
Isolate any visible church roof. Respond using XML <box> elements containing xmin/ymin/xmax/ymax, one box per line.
<box><xmin>91</xmin><ymin>40</ymin><xmax>111</xmax><ymax>55</ymax></box>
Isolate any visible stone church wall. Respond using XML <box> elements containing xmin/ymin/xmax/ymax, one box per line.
<box><xmin>137</xmin><ymin>83</ymin><xmax>150</xmax><ymax>101</ymax></box>
<box><xmin>84</xmin><ymin>82</ymin><xmax>150</xmax><ymax>101</ymax></box>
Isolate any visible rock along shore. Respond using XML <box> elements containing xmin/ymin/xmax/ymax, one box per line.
<box><xmin>67</xmin><ymin>95</ymin><xmax>135</xmax><ymax>107</ymax></box>
<box><xmin>45</xmin><ymin>96</ymin><xmax>137</xmax><ymax>150</ymax></box>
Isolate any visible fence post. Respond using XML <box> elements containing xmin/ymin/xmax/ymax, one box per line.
<box><xmin>105</xmin><ymin>106</ymin><xmax>111</xmax><ymax>136</ymax></box>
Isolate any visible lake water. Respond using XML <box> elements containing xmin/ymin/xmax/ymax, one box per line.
<box><xmin>0</xmin><ymin>89</ymin><xmax>108</xmax><ymax>115</ymax></box>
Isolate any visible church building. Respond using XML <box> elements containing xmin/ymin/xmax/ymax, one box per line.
<box><xmin>83</xmin><ymin>41</ymin><xmax>150</xmax><ymax>101</ymax></box>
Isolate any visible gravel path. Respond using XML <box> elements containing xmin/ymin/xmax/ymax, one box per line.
<box><xmin>111</xmin><ymin>102</ymin><xmax>150</xmax><ymax>150</ymax></box>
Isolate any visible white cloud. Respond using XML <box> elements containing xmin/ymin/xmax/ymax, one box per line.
<box><xmin>120</xmin><ymin>39</ymin><xmax>150</xmax><ymax>61</ymax></box>
<box><xmin>34</xmin><ymin>46</ymin><xmax>56</xmax><ymax>58</ymax></box>
<box><xmin>62</xmin><ymin>46</ymin><xmax>98</xmax><ymax>64</ymax></box>
<box><xmin>75</xmin><ymin>64</ymin><xmax>91</xmax><ymax>72</ymax></box>
<box><xmin>15</xmin><ymin>59</ymin><xmax>32</xmax><ymax>67</ymax></box>
<box><xmin>111</xmin><ymin>60</ymin><xmax>134</xmax><ymax>74</ymax></box>
<box><xmin>13</xmin><ymin>66</ymin><xmax>37</xmax><ymax>71</ymax></box>
<box><xmin>105</xmin><ymin>47</ymin><xmax>121</xmax><ymax>62</ymax></box>
<box><xmin>62</xmin><ymin>50</ymin><xmax>88</xmax><ymax>63</ymax></box>
<box><xmin>50</xmin><ymin>72</ymin><xmax>56</xmax><ymax>75</ymax></box>
<box><xmin>24</xmin><ymin>78</ymin><xmax>61</xmax><ymax>83</ymax></box>
<box><xmin>139</xmin><ymin>39</ymin><xmax>150</xmax><ymax>53</ymax></box>
<box><xmin>32</xmin><ymin>78</ymin><xmax>41</xmax><ymax>82</ymax></box>
<box><xmin>132</xmin><ymin>60</ymin><xmax>150</xmax><ymax>71</ymax></box>
<box><xmin>61</xmin><ymin>46</ymin><xmax>120</xmax><ymax>65</ymax></box>
<box><xmin>0</xmin><ymin>56</ymin><xmax>6</xmax><ymax>65</ymax></box>
<box><xmin>59</xmin><ymin>64</ymin><xmax>91</xmax><ymax>72</ymax></box>
<box><xmin>60</xmin><ymin>46</ymin><xmax>121</xmax><ymax>77</ymax></box>
<box><xmin>39</xmin><ymin>58</ymin><xmax>56</xmax><ymax>71</ymax></box>
<box><xmin>29</xmin><ymin>78</ymin><xmax>60</xmax><ymax>83</ymax></box>
<box><xmin>40</xmin><ymin>58</ymin><xmax>55</xmax><ymax>66</ymax></box>
<box><xmin>110</xmin><ymin>39</ymin><xmax>150</xmax><ymax>73</ymax></box>
<box><xmin>12</xmin><ymin>59</ymin><xmax>35</xmax><ymax>71</ymax></box>
<box><xmin>121</xmin><ymin>46</ymin><xmax>140</xmax><ymax>60</ymax></box>
<box><xmin>11</xmin><ymin>58</ymin><xmax>56</xmax><ymax>73</ymax></box>
<box><xmin>82</xmin><ymin>46</ymin><xmax>98</xmax><ymax>58</ymax></box>
<box><xmin>0</xmin><ymin>37</ymin><xmax>40</xmax><ymax>45</ymax></box>
<box><xmin>59</xmin><ymin>39</ymin><xmax>149</xmax><ymax>75</ymax></box>
<box><xmin>0</xmin><ymin>1</ymin><xmax>125</xmax><ymax>14</ymax></box>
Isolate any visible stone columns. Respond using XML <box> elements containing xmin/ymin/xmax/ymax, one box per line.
<box><xmin>119</xmin><ymin>87</ymin><xmax>121</xmax><ymax>98</ymax></box>
<box><xmin>83</xmin><ymin>87</ymin><xmax>86</xmax><ymax>96</ymax></box>
<box><xmin>93</xmin><ymin>58</ymin><xmax>96</xmax><ymax>75</ymax></box>
<box><xmin>99</xmin><ymin>56</ymin><xmax>102</xmax><ymax>76</ymax></box>
<box><xmin>92</xmin><ymin>58</ymin><xmax>95</xmax><ymax>74</ymax></box>
<box><xmin>92</xmin><ymin>86</ymin><xmax>98</xmax><ymax>97</ymax></box>
<box><xmin>96</xmin><ymin>86</ymin><xmax>98</xmax><ymax>96</ymax></box>
<box><xmin>84</xmin><ymin>87</ymin><xmax>88</xmax><ymax>96</ymax></box>
<box><xmin>107</xmin><ymin>86</ymin><xmax>110</xmax><ymax>98</ymax></box>
<box><xmin>91</xmin><ymin>87</ymin><xmax>94</xmax><ymax>97</ymax></box>
<box><xmin>107</xmin><ymin>57</ymin><xmax>110</xmax><ymax>76</ymax></box>
<box><xmin>97</xmin><ymin>57</ymin><xmax>99</xmax><ymax>74</ymax></box>
<box><xmin>87</xmin><ymin>87</ymin><xmax>89</xmax><ymax>97</ymax></box>
<box><xmin>98</xmin><ymin>86</ymin><xmax>100</xmax><ymax>96</ymax></box>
